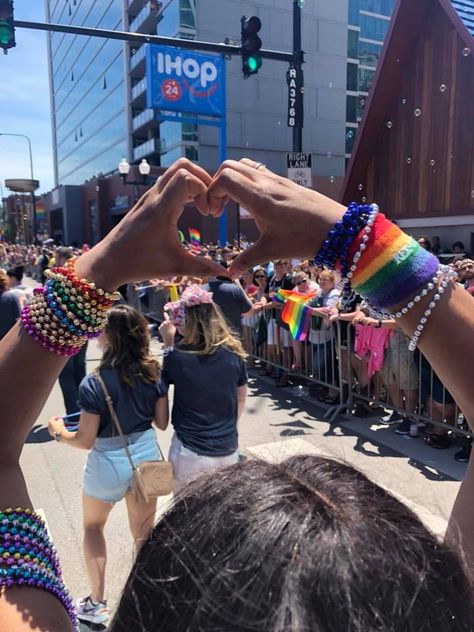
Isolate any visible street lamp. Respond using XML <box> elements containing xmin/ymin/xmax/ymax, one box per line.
<box><xmin>118</xmin><ymin>157</ymin><xmax>151</xmax><ymax>185</ymax></box>
<box><xmin>0</xmin><ymin>132</ymin><xmax>39</xmax><ymax>244</ymax></box>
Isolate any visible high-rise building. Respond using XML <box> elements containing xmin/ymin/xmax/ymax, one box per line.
<box><xmin>346</xmin><ymin>0</ymin><xmax>395</xmax><ymax>159</ymax></box>
<box><xmin>46</xmin><ymin>1</ymin><xmax>349</xmax><ymax>187</ymax></box>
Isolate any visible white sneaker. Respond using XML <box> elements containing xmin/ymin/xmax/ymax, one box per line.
<box><xmin>76</xmin><ymin>595</ymin><xmax>109</xmax><ymax>625</ymax></box>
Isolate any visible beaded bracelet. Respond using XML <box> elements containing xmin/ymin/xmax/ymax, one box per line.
<box><xmin>21</xmin><ymin>259</ymin><xmax>119</xmax><ymax>356</ymax></box>
<box><xmin>313</xmin><ymin>202</ymin><xmax>375</xmax><ymax>270</ymax></box>
<box><xmin>408</xmin><ymin>272</ymin><xmax>455</xmax><ymax>351</ymax></box>
<box><xmin>0</xmin><ymin>507</ymin><xmax>78</xmax><ymax>630</ymax></box>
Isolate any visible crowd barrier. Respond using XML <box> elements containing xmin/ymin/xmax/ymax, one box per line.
<box><xmin>129</xmin><ymin>284</ymin><xmax>470</xmax><ymax>439</ymax></box>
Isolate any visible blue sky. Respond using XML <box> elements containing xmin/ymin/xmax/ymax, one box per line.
<box><xmin>0</xmin><ymin>2</ymin><xmax>54</xmax><ymax>194</ymax></box>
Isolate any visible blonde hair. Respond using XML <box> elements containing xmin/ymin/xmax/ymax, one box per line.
<box><xmin>0</xmin><ymin>269</ymin><xmax>8</xmax><ymax>293</ymax></box>
<box><xmin>319</xmin><ymin>270</ymin><xmax>336</xmax><ymax>284</ymax></box>
<box><xmin>180</xmin><ymin>303</ymin><xmax>247</xmax><ymax>360</ymax></box>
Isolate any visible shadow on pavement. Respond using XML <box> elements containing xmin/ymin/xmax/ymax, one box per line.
<box><xmin>25</xmin><ymin>424</ymin><xmax>54</xmax><ymax>444</ymax></box>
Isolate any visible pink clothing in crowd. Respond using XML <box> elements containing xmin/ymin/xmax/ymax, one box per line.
<box><xmin>354</xmin><ymin>324</ymin><xmax>392</xmax><ymax>378</ymax></box>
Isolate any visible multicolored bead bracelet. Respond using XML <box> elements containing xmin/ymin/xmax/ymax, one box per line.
<box><xmin>0</xmin><ymin>507</ymin><xmax>78</xmax><ymax>630</ymax></box>
<box><xmin>21</xmin><ymin>259</ymin><xmax>119</xmax><ymax>356</ymax></box>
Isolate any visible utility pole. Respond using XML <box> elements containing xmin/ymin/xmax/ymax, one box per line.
<box><xmin>292</xmin><ymin>1</ymin><xmax>303</xmax><ymax>153</ymax></box>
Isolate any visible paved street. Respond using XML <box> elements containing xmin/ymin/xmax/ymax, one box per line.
<box><xmin>21</xmin><ymin>338</ymin><xmax>466</xmax><ymax>628</ymax></box>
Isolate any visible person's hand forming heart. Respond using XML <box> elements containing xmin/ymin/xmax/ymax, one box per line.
<box><xmin>75</xmin><ymin>159</ymin><xmax>227</xmax><ymax>290</ymax></box>
<box><xmin>207</xmin><ymin>159</ymin><xmax>345</xmax><ymax>277</ymax></box>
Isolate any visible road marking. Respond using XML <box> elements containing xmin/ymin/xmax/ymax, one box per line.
<box><xmin>245</xmin><ymin>438</ymin><xmax>448</xmax><ymax>537</ymax></box>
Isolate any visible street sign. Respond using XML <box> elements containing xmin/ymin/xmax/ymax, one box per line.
<box><xmin>287</xmin><ymin>152</ymin><xmax>312</xmax><ymax>187</ymax></box>
<box><xmin>287</xmin><ymin>64</ymin><xmax>303</xmax><ymax>127</ymax></box>
<box><xmin>146</xmin><ymin>45</ymin><xmax>226</xmax><ymax>117</ymax></box>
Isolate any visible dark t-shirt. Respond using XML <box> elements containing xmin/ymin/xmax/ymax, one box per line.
<box><xmin>204</xmin><ymin>278</ymin><xmax>252</xmax><ymax>336</ymax></box>
<box><xmin>0</xmin><ymin>290</ymin><xmax>20</xmax><ymax>339</ymax></box>
<box><xmin>162</xmin><ymin>345</ymin><xmax>248</xmax><ymax>456</ymax></box>
<box><xmin>78</xmin><ymin>369</ymin><xmax>167</xmax><ymax>438</ymax></box>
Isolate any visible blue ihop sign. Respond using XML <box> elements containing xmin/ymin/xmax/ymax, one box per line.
<box><xmin>146</xmin><ymin>45</ymin><xmax>225</xmax><ymax>118</ymax></box>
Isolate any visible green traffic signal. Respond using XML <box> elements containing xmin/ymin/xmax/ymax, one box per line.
<box><xmin>0</xmin><ymin>20</ymin><xmax>13</xmax><ymax>46</ymax></box>
<box><xmin>246</xmin><ymin>55</ymin><xmax>262</xmax><ymax>73</ymax></box>
<box><xmin>241</xmin><ymin>15</ymin><xmax>262</xmax><ymax>77</ymax></box>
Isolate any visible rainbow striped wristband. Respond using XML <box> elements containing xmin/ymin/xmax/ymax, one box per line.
<box><xmin>346</xmin><ymin>213</ymin><xmax>440</xmax><ymax>310</ymax></box>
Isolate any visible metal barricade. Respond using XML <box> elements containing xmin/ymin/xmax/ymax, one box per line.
<box><xmin>127</xmin><ymin>283</ymin><xmax>169</xmax><ymax>325</ymax></box>
<box><xmin>243</xmin><ymin>312</ymin><xmax>470</xmax><ymax>438</ymax></box>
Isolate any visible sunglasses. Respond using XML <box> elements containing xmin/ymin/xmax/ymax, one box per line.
<box><xmin>296</xmin><ymin>279</ymin><xmax>308</xmax><ymax>285</ymax></box>
<box><xmin>255</xmin><ymin>274</ymin><xmax>266</xmax><ymax>279</ymax></box>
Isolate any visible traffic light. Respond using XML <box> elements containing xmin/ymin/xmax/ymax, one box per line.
<box><xmin>241</xmin><ymin>15</ymin><xmax>262</xmax><ymax>77</ymax></box>
<box><xmin>0</xmin><ymin>0</ymin><xmax>15</xmax><ymax>54</ymax></box>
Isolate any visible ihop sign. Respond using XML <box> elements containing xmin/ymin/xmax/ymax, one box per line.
<box><xmin>146</xmin><ymin>45</ymin><xmax>225</xmax><ymax>117</ymax></box>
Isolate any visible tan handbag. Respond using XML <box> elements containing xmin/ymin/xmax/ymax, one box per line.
<box><xmin>96</xmin><ymin>373</ymin><xmax>173</xmax><ymax>502</ymax></box>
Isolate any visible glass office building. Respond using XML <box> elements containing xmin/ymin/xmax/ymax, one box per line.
<box><xmin>346</xmin><ymin>0</ymin><xmax>395</xmax><ymax>157</ymax></box>
<box><xmin>46</xmin><ymin>1</ymin><xmax>128</xmax><ymax>185</ymax></box>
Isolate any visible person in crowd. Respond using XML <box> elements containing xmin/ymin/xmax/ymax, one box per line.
<box><xmin>307</xmin><ymin>270</ymin><xmax>340</xmax><ymax>403</ymax></box>
<box><xmin>452</xmin><ymin>241</ymin><xmax>468</xmax><ymax>262</ymax></box>
<box><xmin>417</xmin><ymin>235</ymin><xmax>432</xmax><ymax>251</ymax></box>
<box><xmin>47</xmin><ymin>304</ymin><xmax>168</xmax><ymax>625</ymax></box>
<box><xmin>262</xmin><ymin>259</ymin><xmax>295</xmax><ymax>385</ymax></box>
<box><xmin>2</xmin><ymin>158</ymin><xmax>474</xmax><ymax>631</ymax></box>
<box><xmin>460</xmin><ymin>259</ymin><xmax>474</xmax><ymax>297</ymax></box>
<box><xmin>54</xmin><ymin>247</ymin><xmax>90</xmax><ymax>416</ymax></box>
<box><xmin>0</xmin><ymin>268</ymin><xmax>20</xmax><ymax>340</ymax></box>
<box><xmin>203</xmin><ymin>274</ymin><xmax>254</xmax><ymax>339</ymax></box>
<box><xmin>288</xmin><ymin>269</ymin><xmax>318</xmax><ymax>372</ymax></box>
<box><xmin>159</xmin><ymin>285</ymin><xmax>248</xmax><ymax>489</ymax></box>
<box><xmin>432</xmin><ymin>235</ymin><xmax>441</xmax><ymax>255</ymax></box>
<box><xmin>240</xmin><ymin>269</ymin><xmax>259</xmax><ymax>360</ymax></box>
<box><xmin>38</xmin><ymin>247</ymin><xmax>51</xmax><ymax>284</ymax></box>
<box><xmin>421</xmin><ymin>356</ymin><xmax>457</xmax><ymax>450</ymax></box>
<box><xmin>6</xmin><ymin>264</ymin><xmax>34</xmax><ymax>307</ymax></box>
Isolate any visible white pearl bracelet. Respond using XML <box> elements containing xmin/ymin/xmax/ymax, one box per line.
<box><xmin>339</xmin><ymin>204</ymin><xmax>379</xmax><ymax>309</ymax></box>
<box><xmin>407</xmin><ymin>273</ymin><xmax>454</xmax><ymax>351</ymax></box>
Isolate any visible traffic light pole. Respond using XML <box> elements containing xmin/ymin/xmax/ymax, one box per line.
<box><xmin>293</xmin><ymin>1</ymin><xmax>303</xmax><ymax>153</ymax></box>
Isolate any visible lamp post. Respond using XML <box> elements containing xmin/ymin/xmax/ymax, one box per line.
<box><xmin>0</xmin><ymin>132</ymin><xmax>39</xmax><ymax>244</ymax></box>
<box><xmin>117</xmin><ymin>157</ymin><xmax>151</xmax><ymax>201</ymax></box>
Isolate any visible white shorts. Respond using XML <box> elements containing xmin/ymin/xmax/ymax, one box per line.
<box><xmin>168</xmin><ymin>433</ymin><xmax>239</xmax><ymax>491</ymax></box>
<box><xmin>266</xmin><ymin>319</ymin><xmax>291</xmax><ymax>347</ymax></box>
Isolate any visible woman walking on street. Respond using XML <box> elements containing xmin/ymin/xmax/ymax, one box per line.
<box><xmin>159</xmin><ymin>285</ymin><xmax>248</xmax><ymax>490</ymax></box>
<box><xmin>48</xmin><ymin>305</ymin><xmax>168</xmax><ymax>626</ymax></box>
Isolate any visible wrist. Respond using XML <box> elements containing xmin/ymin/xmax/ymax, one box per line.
<box><xmin>74</xmin><ymin>245</ymin><xmax>121</xmax><ymax>293</ymax></box>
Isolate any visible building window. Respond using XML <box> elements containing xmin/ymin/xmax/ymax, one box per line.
<box><xmin>347</xmin><ymin>63</ymin><xmax>358</xmax><ymax>91</ymax></box>
<box><xmin>359</xmin><ymin>40</ymin><xmax>382</xmax><ymax>67</ymax></box>
<box><xmin>346</xmin><ymin>96</ymin><xmax>358</xmax><ymax>123</ymax></box>
<box><xmin>348</xmin><ymin>29</ymin><xmax>359</xmax><ymax>59</ymax></box>
<box><xmin>349</xmin><ymin>0</ymin><xmax>359</xmax><ymax>26</ymax></box>
<box><xmin>346</xmin><ymin>127</ymin><xmax>356</xmax><ymax>154</ymax></box>
<box><xmin>358</xmin><ymin>67</ymin><xmax>375</xmax><ymax>93</ymax></box>
<box><xmin>359</xmin><ymin>14</ymin><xmax>390</xmax><ymax>41</ymax></box>
<box><xmin>359</xmin><ymin>0</ymin><xmax>393</xmax><ymax>15</ymax></box>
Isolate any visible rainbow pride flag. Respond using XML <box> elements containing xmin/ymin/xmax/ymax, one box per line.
<box><xmin>273</xmin><ymin>289</ymin><xmax>316</xmax><ymax>341</ymax></box>
<box><xmin>188</xmin><ymin>228</ymin><xmax>201</xmax><ymax>246</ymax></box>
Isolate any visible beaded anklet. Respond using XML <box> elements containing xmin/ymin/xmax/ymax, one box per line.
<box><xmin>0</xmin><ymin>507</ymin><xmax>78</xmax><ymax>630</ymax></box>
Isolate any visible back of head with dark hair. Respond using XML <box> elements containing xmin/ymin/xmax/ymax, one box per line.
<box><xmin>110</xmin><ymin>456</ymin><xmax>473</xmax><ymax>632</ymax></box>
<box><xmin>7</xmin><ymin>265</ymin><xmax>24</xmax><ymax>282</ymax></box>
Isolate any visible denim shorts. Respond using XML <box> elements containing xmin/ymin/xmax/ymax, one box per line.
<box><xmin>83</xmin><ymin>428</ymin><xmax>161</xmax><ymax>503</ymax></box>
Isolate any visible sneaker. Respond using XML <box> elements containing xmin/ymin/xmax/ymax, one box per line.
<box><xmin>76</xmin><ymin>595</ymin><xmax>109</xmax><ymax>625</ymax></box>
<box><xmin>383</xmin><ymin>410</ymin><xmax>403</xmax><ymax>425</ymax></box>
<box><xmin>395</xmin><ymin>417</ymin><xmax>411</xmax><ymax>435</ymax></box>
<box><xmin>454</xmin><ymin>445</ymin><xmax>472</xmax><ymax>463</ymax></box>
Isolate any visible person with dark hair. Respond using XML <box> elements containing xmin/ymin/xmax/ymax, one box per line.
<box><xmin>0</xmin><ymin>268</ymin><xmax>20</xmax><ymax>340</ymax></box>
<box><xmin>47</xmin><ymin>304</ymin><xmax>168</xmax><ymax>625</ymax></box>
<box><xmin>1</xmin><ymin>158</ymin><xmax>474</xmax><ymax>631</ymax></box>
<box><xmin>417</xmin><ymin>235</ymin><xmax>432</xmax><ymax>251</ymax></box>
<box><xmin>6</xmin><ymin>264</ymin><xmax>34</xmax><ymax>307</ymax></box>
<box><xmin>110</xmin><ymin>455</ymin><xmax>473</xmax><ymax>632</ymax></box>
<box><xmin>159</xmin><ymin>285</ymin><xmax>248</xmax><ymax>489</ymax></box>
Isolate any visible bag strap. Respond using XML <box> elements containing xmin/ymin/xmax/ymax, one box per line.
<box><xmin>95</xmin><ymin>372</ymin><xmax>137</xmax><ymax>473</ymax></box>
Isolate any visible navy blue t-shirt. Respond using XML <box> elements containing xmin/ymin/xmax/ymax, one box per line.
<box><xmin>204</xmin><ymin>278</ymin><xmax>252</xmax><ymax>336</ymax></box>
<box><xmin>78</xmin><ymin>369</ymin><xmax>167</xmax><ymax>438</ymax></box>
<box><xmin>162</xmin><ymin>345</ymin><xmax>247</xmax><ymax>457</ymax></box>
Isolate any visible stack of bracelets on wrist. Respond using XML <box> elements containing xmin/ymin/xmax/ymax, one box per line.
<box><xmin>21</xmin><ymin>257</ymin><xmax>120</xmax><ymax>356</ymax></box>
<box><xmin>314</xmin><ymin>204</ymin><xmax>456</xmax><ymax>350</ymax></box>
<box><xmin>0</xmin><ymin>507</ymin><xmax>78</xmax><ymax>630</ymax></box>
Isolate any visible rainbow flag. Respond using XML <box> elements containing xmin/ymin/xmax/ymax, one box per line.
<box><xmin>273</xmin><ymin>289</ymin><xmax>316</xmax><ymax>341</ymax></box>
<box><xmin>188</xmin><ymin>228</ymin><xmax>201</xmax><ymax>246</ymax></box>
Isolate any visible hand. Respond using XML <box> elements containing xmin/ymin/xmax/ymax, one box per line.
<box><xmin>47</xmin><ymin>416</ymin><xmax>65</xmax><ymax>438</ymax></box>
<box><xmin>207</xmin><ymin>159</ymin><xmax>345</xmax><ymax>277</ymax></box>
<box><xmin>75</xmin><ymin>159</ymin><xmax>227</xmax><ymax>291</ymax></box>
<box><xmin>159</xmin><ymin>313</ymin><xmax>176</xmax><ymax>347</ymax></box>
